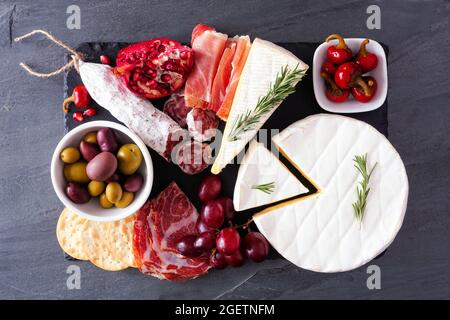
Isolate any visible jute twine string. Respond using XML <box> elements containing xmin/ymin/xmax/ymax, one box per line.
<box><xmin>14</xmin><ymin>29</ymin><xmax>83</xmax><ymax>77</ymax></box>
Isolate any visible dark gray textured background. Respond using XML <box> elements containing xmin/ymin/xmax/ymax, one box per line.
<box><xmin>0</xmin><ymin>0</ymin><xmax>449</xmax><ymax>299</ymax></box>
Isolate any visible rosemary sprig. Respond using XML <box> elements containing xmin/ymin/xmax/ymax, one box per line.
<box><xmin>252</xmin><ymin>182</ymin><xmax>276</xmax><ymax>195</ymax></box>
<box><xmin>352</xmin><ymin>154</ymin><xmax>377</xmax><ymax>222</ymax></box>
<box><xmin>227</xmin><ymin>64</ymin><xmax>306</xmax><ymax>142</ymax></box>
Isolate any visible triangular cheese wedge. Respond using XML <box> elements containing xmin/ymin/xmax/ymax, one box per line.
<box><xmin>233</xmin><ymin>140</ymin><xmax>309</xmax><ymax>211</ymax></box>
<box><xmin>211</xmin><ymin>38</ymin><xmax>308</xmax><ymax>174</ymax></box>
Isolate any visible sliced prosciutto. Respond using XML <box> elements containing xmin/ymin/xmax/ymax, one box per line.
<box><xmin>209</xmin><ymin>39</ymin><xmax>237</xmax><ymax>112</ymax></box>
<box><xmin>133</xmin><ymin>182</ymin><xmax>210</xmax><ymax>281</ymax></box>
<box><xmin>216</xmin><ymin>36</ymin><xmax>251</xmax><ymax>121</ymax></box>
<box><xmin>184</xmin><ymin>24</ymin><xmax>228</xmax><ymax>109</ymax></box>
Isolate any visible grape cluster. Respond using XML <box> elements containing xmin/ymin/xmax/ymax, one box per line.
<box><xmin>176</xmin><ymin>175</ymin><xmax>270</xmax><ymax>269</ymax></box>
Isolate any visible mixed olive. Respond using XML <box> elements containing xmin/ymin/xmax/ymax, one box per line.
<box><xmin>60</xmin><ymin>127</ymin><xmax>144</xmax><ymax>208</ymax></box>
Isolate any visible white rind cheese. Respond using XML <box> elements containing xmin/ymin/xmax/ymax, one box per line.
<box><xmin>254</xmin><ymin>114</ymin><xmax>409</xmax><ymax>273</ymax></box>
<box><xmin>211</xmin><ymin>38</ymin><xmax>308</xmax><ymax>174</ymax></box>
<box><xmin>233</xmin><ymin>140</ymin><xmax>309</xmax><ymax>211</ymax></box>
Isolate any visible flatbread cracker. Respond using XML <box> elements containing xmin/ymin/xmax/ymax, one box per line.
<box><xmin>81</xmin><ymin>220</ymin><xmax>129</xmax><ymax>271</ymax></box>
<box><xmin>56</xmin><ymin>208</ymin><xmax>89</xmax><ymax>260</ymax></box>
<box><xmin>107</xmin><ymin>214</ymin><xmax>137</xmax><ymax>268</ymax></box>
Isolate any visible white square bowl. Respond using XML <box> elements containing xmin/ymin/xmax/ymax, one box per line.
<box><xmin>51</xmin><ymin>121</ymin><xmax>153</xmax><ymax>222</ymax></box>
<box><xmin>313</xmin><ymin>38</ymin><xmax>387</xmax><ymax>113</ymax></box>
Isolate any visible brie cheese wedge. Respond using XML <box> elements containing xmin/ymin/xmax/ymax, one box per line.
<box><xmin>233</xmin><ymin>140</ymin><xmax>309</xmax><ymax>211</ymax></box>
<box><xmin>254</xmin><ymin>114</ymin><xmax>409</xmax><ymax>273</ymax></box>
<box><xmin>211</xmin><ymin>38</ymin><xmax>308</xmax><ymax>174</ymax></box>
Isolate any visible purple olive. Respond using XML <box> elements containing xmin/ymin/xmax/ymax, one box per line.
<box><xmin>66</xmin><ymin>182</ymin><xmax>91</xmax><ymax>204</ymax></box>
<box><xmin>97</xmin><ymin>128</ymin><xmax>118</xmax><ymax>153</ymax></box>
<box><xmin>86</xmin><ymin>152</ymin><xmax>117</xmax><ymax>181</ymax></box>
<box><xmin>79</xmin><ymin>140</ymin><xmax>100</xmax><ymax>162</ymax></box>
<box><xmin>123</xmin><ymin>173</ymin><xmax>143</xmax><ymax>192</ymax></box>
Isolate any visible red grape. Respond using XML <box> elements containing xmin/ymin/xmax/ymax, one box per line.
<box><xmin>196</xmin><ymin>218</ymin><xmax>216</xmax><ymax>233</ymax></box>
<box><xmin>224</xmin><ymin>248</ymin><xmax>246</xmax><ymax>267</ymax></box>
<box><xmin>194</xmin><ymin>232</ymin><xmax>216</xmax><ymax>252</ymax></box>
<box><xmin>200</xmin><ymin>201</ymin><xmax>224</xmax><ymax>229</ymax></box>
<box><xmin>176</xmin><ymin>235</ymin><xmax>200</xmax><ymax>257</ymax></box>
<box><xmin>243</xmin><ymin>232</ymin><xmax>270</xmax><ymax>263</ymax></box>
<box><xmin>216</xmin><ymin>197</ymin><xmax>235</xmax><ymax>221</ymax></box>
<box><xmin>216</xmin><ymin>227</ymin><xmax>240</xmax><ymax>255</ymax></box>
<box><xmin>210</xmin><ymin>251</ymin><xmax>227</xmax><ymax>269</ymax></box>
<box><xmin>198</xmin><ymin>175</ymin><xmax>222</xmax><ymax>202</ymax></box>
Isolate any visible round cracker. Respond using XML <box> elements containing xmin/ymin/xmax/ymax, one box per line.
<box><xmin>81</xmin><ymin>220</ymin><xmax>129</xmax><ymax>271</ymax></box>
<box><xmin>107</xmin><ymin>214</ymin><xmax>137</xmax><ymax>268</ymax></box>
<box><xmin>56</xmin><ymin>208</ymin><xmax>89</xmax><ymax>260</ymax></box>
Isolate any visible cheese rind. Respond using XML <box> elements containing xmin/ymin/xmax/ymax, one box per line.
<box><xmin>211</xmin><ymin>38</ymin><xmax>308</xmax><ymax>174</ymax></box>
<box><xmin>233</xmin><ymin>140</ymin><xmax>309</xmax><ymax>211</ymax></box>
<box><xmin>254</xmin><ymin>114</ymin><xmax>409</xmax><ymax>273</ymax></box>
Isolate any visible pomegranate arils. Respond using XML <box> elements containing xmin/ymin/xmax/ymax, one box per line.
<box><xmin>83</xmin><ymin>107</ymin><xmax>97</xmax><ymax>117</ymax></box>
<box><xmin>161</xmin><ymin>74</ymin><xmax>172</xmax><ymax>82</ymax></box>
<box><xmin>99</xmin><ymin>55</ymin><xmax>111</xmax><ymax>65</ymax></box>
<box><xmin>73</xmin><ymin>111</ymin><xmax>84</xmax><ymax>123</ymax></box>
<box><xmin>115</xmin><ymin>38</ymin><xmax>194</xmax><ymax>99</ymax></box>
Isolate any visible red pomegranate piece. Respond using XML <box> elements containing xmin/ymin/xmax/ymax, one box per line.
<box><xmin>132</xmin><ymin>182</ymin><xmax>210</xmax><ymax>281</ymax></box>
<box><xmin>115</xmin><ymin>38</ymin><xmax>194</xmax><ymax>99</ymax></box>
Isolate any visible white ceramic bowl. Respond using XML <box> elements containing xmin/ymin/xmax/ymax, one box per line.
<box><xmin>51</xmin><ymin>121</ymin><xmax>153</xmax><ymax>222</ymax></box>
<box><xmin>313</xmin><ymin>38</ymin><xmax>387</xmax><ymax>113</ymax></box>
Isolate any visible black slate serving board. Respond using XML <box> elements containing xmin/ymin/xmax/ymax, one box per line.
<box><xmin>64</xmin><ymin>42</ymin><xmax>388</xmax><ymax>261</ymax></box>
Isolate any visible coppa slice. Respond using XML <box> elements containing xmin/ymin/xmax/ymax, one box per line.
<box><xmin>254</xmin><ymin>114</ymin><xmax>409</xmax><ymax>272</ymax></box>
<box><xmin>133</xmin><ymin>182</ymin><xmax>210</xmax><ymax>281</ymax></box>
<box><xmin>184</xmin><ymin>24</ymin><xmax>228</xmax><ymax>109</ymax></box>
<box><xmin>233</xmin><ymin>140</ymin><xmax>309</xmax><ymax>211</ymax></box>
<box><xmin>211</xmin><ymin>39</ymin><xmax>308</xmax><ymax>174</ymax></box>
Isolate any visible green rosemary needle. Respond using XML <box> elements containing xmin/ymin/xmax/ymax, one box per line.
<box><xmin>352</xmin><ymin>154</ymin><xmax>377</xmax><ymax>222</ymax></box>
<box><xmin>252</xmin><ymin>182</ymin><xmax>276</xmax><ymax>195</ymax></box>
<box><xmin>227</xmin><ymin>64</ymin><xmax>306</xmax><ymax>142</ymax></box>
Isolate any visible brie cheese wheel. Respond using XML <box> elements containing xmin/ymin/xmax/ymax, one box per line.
<box><xmin>254</xmin><ymin>114</ymin><xmax>409</xmax><ymax>272</ymax></box>
<box><xmin>211</xmin><ymin>38</ymin><xmax>308</xmax><ymax>174</ymax></box>
<box><xmin>233</xmin><ymin>140</ymin><xmax>309</xmax><ymax>211</ymax></box>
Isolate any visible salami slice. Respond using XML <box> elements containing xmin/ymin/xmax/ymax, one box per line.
<box><xmin>163</xmin><ymin>92</ymin><xmax>192</xmax><ymax>129</ymax></box>
<box><xmin>186</xmin><ymin>108</ymin><xmax>219</xmax><ymax>142</ymax></box>
<box><xmin>133</xmin><ymin>182</ymin><xmax>210</xmax><ymax>281</ymax></box>
<box><xmin>175</xmin><ymin>140</ymin><xmax>212</xmax><ymax>175</ymax></box>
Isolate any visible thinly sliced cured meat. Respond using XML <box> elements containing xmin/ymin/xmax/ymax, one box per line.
<box><xmin>209</xmin><ymin>40</ymin><xmax>237</xmax><ymax>112</ymax></box>
<box><xmin>184</xmin><ymin>24</ymin><xmax>228</xmax><ymax>109</ymax></box>
<box><xmin>216</xmin><ymin>35</ymin><xmax>251</xmax><ymax>121</ymax></box>
<box><xmin>133</xmin><ymin>182</ymin><xmax>210</xmax><ymax>281</ymax></box>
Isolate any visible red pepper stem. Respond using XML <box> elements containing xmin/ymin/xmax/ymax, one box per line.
<box><xmin>354</xmin><ymin>77</ymin><xmax>372</xmax><ymax>96</ymax></box>
<box><xmin>321</xmin><ymin>72</ymin><xmax>341</xmax><ymax>93</ymax></box>
<box><xmin>358</xmin><ymin>39</ymin><xmax>370</xmax><ymax>57</ymax></box>
<box><xmin>62</xmin><ymin>96</ymin><xmax>74</xmax><ymax>113</ymax></box>
<box><xmin>325</xmin><ymin>34</ymin><xmax>348</xmax><ymax>50</ymax></box>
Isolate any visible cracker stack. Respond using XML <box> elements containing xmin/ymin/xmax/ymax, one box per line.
<box><xmin>56</xmin><ymin>208</ymin><xmax>137</xmax><ymax>271</ymax></box>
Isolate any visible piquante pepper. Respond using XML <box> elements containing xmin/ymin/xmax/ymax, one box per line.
<box><xmin>63</xmin><ymin>85</ymin><xmax>91</xmax><ymax>113</ymax></box>
<box><xmin>321</xmin><ymin>72</ymin><xmax>349</xmax><ymax>103</ymax></box>
<box><xmin>334</xmin><ymin>62</ymin><xmax>362</xmax><ymax>90</ymax></box>
<box><xmin>351</xmin><ymin>76</ymin><xmax>377</xmax><ymax>103</ymax></box>
<box><xmin>321</xmin><ymin>60</ymin><xmax>337</xmax><ymax>76</ymax></box>
<box><xmin>325</xmin><ymin>34</ymin><xmax>352</xmax><ymax>65</ymax></box>
<box><xmin>355</xmin><ymin>39</ymin><xmax>378</xmax><ymax>73</ymax></box>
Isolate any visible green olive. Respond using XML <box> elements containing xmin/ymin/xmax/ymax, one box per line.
<box><xmin>105</xmin><ymin>182</ymin><xmax>122</xmax><ymax>204</ymax></box>
<box><xmin>83</xmin><ymin>131</ymin><xmax>98</xmax><ymax>144</ymax></box>
<box><xmin>88</xmin><ymin>180</ymin><xmax>105</xmax><ymax>197</ymax></box>
<box><xmin>115</xmin><ymin>192</ymin><xmax>134</xmax><ymax>208</ymax></box>
<box><xmin>117</xmin><ymin>144</ymin><xmax>143</xmax><ymax>175</ymax></box>
<box><xmin>63</xmin><ymin>161</ymin><xmax>90</xmax><ymax>184</ymax></box>
<box><xmin>60</xmin><ymin>147</ymin><xmax>80</xmax><ymax>164</ymax></box>
<box><xmin>99</xmin><ymin>193</ymin><xmax>113</xmax><ymax>209</ymax></box>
